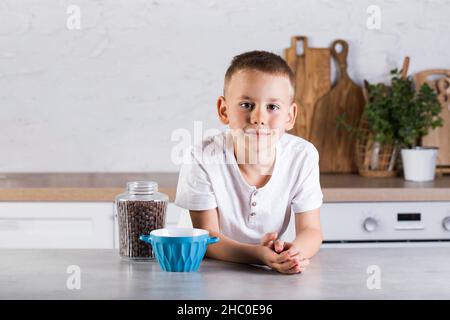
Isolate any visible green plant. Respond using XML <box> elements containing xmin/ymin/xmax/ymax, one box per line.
<box><xmin>338</xmin><ymin>69</ymin><xmax>443</xmax><ymax>148</ymax></box>
<box><xmin>389</xmin><ymin>69</ymin><xmax>444</xmax><ymax>148</ymax></box>
<box><xmin>336</xmin><ymin>68</ymin><xmax>444</xmax><ymax>171</ymax></box>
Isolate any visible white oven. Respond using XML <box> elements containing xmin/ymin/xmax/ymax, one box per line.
<box><xmin>320</xmin><ymin>202</ymin><xmax>450</xmax><ymax>248</ymax></box>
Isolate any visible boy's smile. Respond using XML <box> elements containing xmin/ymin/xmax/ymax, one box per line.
<box><xmin>217</xmin><ymin>69</ymin><xmax>297</xmax><ymax>168</ymax></box>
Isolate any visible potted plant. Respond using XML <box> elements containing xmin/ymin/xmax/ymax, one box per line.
<box><xmin>390</xmin><ymin>70</ymin><xmax>444</xmax><ymax>181</ymax></box>
<box><xmin>337</xmin><ymin>77</ymin><xmax>402</xmax><ymax>178</ymax></box>
<box><xmin>337</xmin><ymin>64</ymin><xmax>443</xmax><ymax>180</ymax></box>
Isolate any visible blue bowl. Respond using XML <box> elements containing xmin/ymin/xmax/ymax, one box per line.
<box><xmin>139</xmin><ymin>228</ymin><xmax>219</xmax><ymax>272</ymax></box>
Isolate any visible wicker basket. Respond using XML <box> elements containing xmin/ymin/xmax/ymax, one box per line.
<box><xmin>355</xmin><ymin>116</ymin><xmax>398</xmax><ymax>178</ymax></box>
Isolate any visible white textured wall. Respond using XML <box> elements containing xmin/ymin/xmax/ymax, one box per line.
<box><xmin>1</xmin><ymin>0</ymin><xmax>449</xmax><ymax>172</ymax></box>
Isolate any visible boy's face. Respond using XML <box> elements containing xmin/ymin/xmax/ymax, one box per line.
<box><xmin>217</xmin><ymin>69</ymin><xmax>297</xmax><ymax>159</ymax></box>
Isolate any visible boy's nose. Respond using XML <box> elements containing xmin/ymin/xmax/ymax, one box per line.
<box><xmin>250</xmin><ymin>107</ymin><xmax>267</xmax><ymax>125</ymax></box>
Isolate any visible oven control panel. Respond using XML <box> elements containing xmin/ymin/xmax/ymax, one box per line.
<box><xmin>320</xmin><ymin>202</ymin><xmax>450</xmax><ymax>241</ymax></box>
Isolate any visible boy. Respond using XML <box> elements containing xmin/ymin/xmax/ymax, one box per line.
<box><xmin>175</xmin><ymin>51</ymin><xmax>323</xmax><ymax>274</ymax></box>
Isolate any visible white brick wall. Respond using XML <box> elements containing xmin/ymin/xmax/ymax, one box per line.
<box><xmin>0</xmin><ymin>0</ymin><xmax>449</xmax><ymax>172</ymax></box>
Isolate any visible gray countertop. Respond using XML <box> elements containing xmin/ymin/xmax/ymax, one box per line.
<box><xmin>1</xmin><ymin>247</ymin><xmax>450</xmax><ymax>300</ymax></box>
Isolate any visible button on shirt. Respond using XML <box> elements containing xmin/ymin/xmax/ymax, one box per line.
<box><xmin>174</xmin><ymin>130</ymin><xmax>323</xmax><ymax>244</ymax></box>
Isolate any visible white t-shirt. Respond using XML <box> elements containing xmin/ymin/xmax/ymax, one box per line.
<box><xmin>174</xmin><ymin>130</ymin><xmax>323</xmax><ymax>243</ymax></box>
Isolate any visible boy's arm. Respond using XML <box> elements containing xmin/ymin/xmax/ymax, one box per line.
<box><xmin>190</xmin><ymin>208</ymin><xmax>264</xmax><ymax>264</ymax></box>
<box><xmin>190</xmin><ymin>208</ymin><xmax>308</xmax><ymax>274</ymax></box>
<box><xmin>291</xmin><ymin>208</ymin><xmax>323</xmax><ymax>259</ymax></box>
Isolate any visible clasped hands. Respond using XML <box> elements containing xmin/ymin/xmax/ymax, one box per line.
<box><xmin>257</xmin><ymin>232</ymin><xmax>309</xmax><ymax>274</ymax></box>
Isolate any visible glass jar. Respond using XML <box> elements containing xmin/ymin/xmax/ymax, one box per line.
<box><xmin>115</xmin><ymin>181</ymin><xmax>168</xmax><ymax>260</ymax></box>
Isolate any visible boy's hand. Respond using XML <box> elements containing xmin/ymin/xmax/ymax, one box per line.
<box><xmin>256</xmin><ymin>245</ymin><xmax>307</xmax><ymax>274</ymax></box>
<box><xmin>260</xmin><ymin>232</ymin><xmax>278</xmax><ymax>250</ymax></box>
<box><xmin>258</xmin><ymin>233</ymin><xmax>310</xmax><ymax>274</ymax></box>
<box><xmin>260</xmin><ymin>232</ymin><xmax>297</xmax><ymax>253</ymax></box>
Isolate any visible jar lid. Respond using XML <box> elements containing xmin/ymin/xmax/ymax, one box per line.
<box><xmin>127</xmin><ymin>181</ymin><xmax>158</xmax><ymax>194</ymax></box>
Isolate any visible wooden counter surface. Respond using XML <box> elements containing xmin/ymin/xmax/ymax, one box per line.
<box><xmin>0</xmin><ymin>172</ymin><xmax>449</xmax><ymax>202</ymax></box>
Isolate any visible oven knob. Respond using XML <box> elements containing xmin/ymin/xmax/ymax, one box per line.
<box><xmin>443</xmin><ymin>217</ymin><xmax>450</xmax><ymax>231</ymax></box>
<box><xmin>363</xmin><ymin>217</ymin><xmax>378</xmax><ymax>232</ymax></box>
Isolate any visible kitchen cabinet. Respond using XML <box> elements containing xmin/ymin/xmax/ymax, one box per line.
<box><xmin>0</xmin><ymin>202</ymin><xmax>190</xmax><ymax>249</ymax></box>
<box><xmin>0</xmin><ymin>202</ymin><xmax>114</xmax><ymax>249</ymax></box>
<box><xmin>1</xmin><ymin>173</ymin><xmax>449</xmax><ymax>249</ymax></box>
<box><xmin>2</xmin><ymin>200</ymin><xmax>450</xmax><ymax>248</ymax></box>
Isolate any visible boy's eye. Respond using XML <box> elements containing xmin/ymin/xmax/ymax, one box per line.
<box><xmin>240</xmin><ymin>102</ymin><xmax>254</xmax><ymax>110</ymax></box>
<box><xmin>267</xmin><ymin>104</ymin><xmax>280</xmax><ymax>111</ymax></box>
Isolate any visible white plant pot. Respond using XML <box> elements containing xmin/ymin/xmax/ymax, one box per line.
<box><xmin>401</xmin><ymin>147</ymin><xmax>438</xmax><ymax>182</ymax></box>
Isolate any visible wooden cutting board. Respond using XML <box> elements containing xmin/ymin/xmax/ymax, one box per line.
<box><xmin>309</xmin><ymin>39</ymin><xmax>365</xmax><ymax>173</ymax></box>
<box><xmin>413</xmin><ymin>69</ymin><xmax>450</xmax><ymax>169</ymax></box>
<box><xmin>284</xmin><ymin>36</ymin><xmax>331</xmax><ymax>139</ymax></box>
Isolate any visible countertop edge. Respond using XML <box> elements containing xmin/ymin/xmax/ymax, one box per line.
<box><xmin>1</xmin><ymin>187</ymin><xmax>449</xmax><ymax>202</ymax></box>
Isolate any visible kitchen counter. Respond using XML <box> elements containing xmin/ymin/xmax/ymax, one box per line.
<box><xmin>1</xmin><ymin>247</ymin><xmax>450</xmax><ymax>299</ymax></box>
<box><xmin>1</xmin><ymin>172</ymin><xmax>450</xmax><ymax>202</ymax></box>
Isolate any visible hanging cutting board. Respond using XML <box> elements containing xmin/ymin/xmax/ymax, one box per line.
<box><xmin>413</xmin><ymin>69</ymin><xmax>450</xmax><ymax>170</ymax></box>
<box><xmin>284</xmin><ymin>36</ymin><xmax>331</xmax><ymax>139</ymax></box>
<box><xmin>309</xmin><ymin>39</ymin><xmax>365</xmax><ymax>173</ymax></box>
